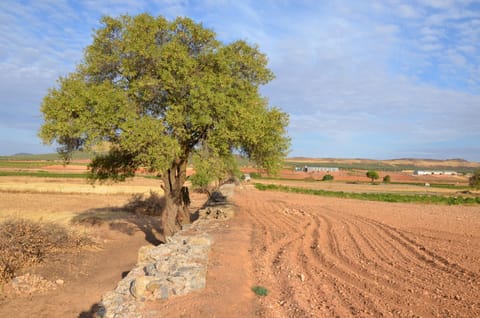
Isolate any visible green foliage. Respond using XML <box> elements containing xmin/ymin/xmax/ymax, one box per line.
<box><xmin>254</xmin><ymin>183</ymin><xmax>480</xmax><ymax>205</ymax></box>
<box><xmin>251</xmin><ymin>285</ymin><xmax>269</xmax><ymax>296</ymax></box>
<box><xmin>249</xmin><ymin>172</ymin><xmax>262</xmax><ymax>179</ymax></box>
<box><xmin>39</xmin><ymin>13</ymin><xmax>289</xmax><ymax>186</ymax></box>
<box><xmin>383</xmin><ymin>175</ymin><xmax>391</xmax><ymax>183</ymax></box>
<box><xmin>190</xmin><ymin>145</ymin><xmax>239</xmax><ymax>194</ymax></box>
<box><xmin>366</xmin><ymin>170</ymin><xmax>380</xmax><ymax>183</ymax></box>
<box><xmin>470</xmin><ymin>169</ymin><xmax>480</xmax><ymax>189</ymax></box>
<box><xmin>322</xmin><ymin>174</ymin><xmax>334</xmax><ymax>181</ymax></box>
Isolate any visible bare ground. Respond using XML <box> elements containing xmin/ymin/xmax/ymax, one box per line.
<box><xmin>143</xmin><ymin>186</ymin><xmax>480</xmax><ymax>317</ymax></box>
<box><xmin>1</xmin><ymin>184</ymin><xmax>480</xmax><ymax>317</ymax></box>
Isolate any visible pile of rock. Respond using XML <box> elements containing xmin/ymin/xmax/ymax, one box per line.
<box><xmin>197</xmin><ymin>205</ymin><xmax>234</xmax><ymax>220</ymax></box>
<box><xmin>96</xmin><ymin>183</ymin><xmax>236</xmax><ymax>318</ymax></box>
<box><xmin>98</xmin><ymin>232</ymin><xmax>212</xmax><ymax>318</ymax></box>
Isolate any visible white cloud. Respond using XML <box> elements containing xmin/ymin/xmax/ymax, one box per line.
<box><xmin>397</xmin><ymin>4</ymin><xmax>422</xmax><ymax>18</ymax></box>
<box><xmin>0</xmin><ymin>0</ymin><xmax>478</xmax><ymax>159</ymax></box>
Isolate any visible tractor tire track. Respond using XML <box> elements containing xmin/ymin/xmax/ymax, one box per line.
<box><xmin>234</xmin><ymin>188</ymin><xmax>480</xmax><ymax>317</ymax></box>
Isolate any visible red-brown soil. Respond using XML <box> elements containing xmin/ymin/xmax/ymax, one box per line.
<box><xmin>241</xmin><ymin>167</ymin><xmax>470</xmax><ymax>185</ymax></box>
<box><xmin>141</xmin><ymin>186</ymin><xmax>480</xmax><ymax>317</ymax></box>
<box><xmin>1</xmin><ymin>186</ymin><xmax>480</xmax><ymax>317</ymax></box>
<box><xmin>0</xmin><ymin>224</ymin><xmax>148</xmax><ymax>317</ymax></box>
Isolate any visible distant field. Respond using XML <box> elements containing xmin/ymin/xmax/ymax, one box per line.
<box><xmin>252</xmin><ymin>178</ymin><xmax>474</xmax><ymax>196</ymax></box>
<box><xmin>286</xmin><ymin>157</ymin><xmax>480</xmax><ymax>173</ymax></box>
<box><xmin>243</xmin><ymin>158</ymin><xmax>478</xmax><ymax>205</ymax></box>
<box><xmin>0</xmin><ymin>152</ymin><xmax>92</xmax><ymax>161</ymax></box>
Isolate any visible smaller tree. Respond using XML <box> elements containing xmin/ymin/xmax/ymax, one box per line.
<box><xmin>190</xmin><ymin>146</ymin><xmax>239</xmax><ymax>197</ymax></box>
<box><xmin>383</xmin><ymin>175</ymin><xmax>391</xmax><ymax>183</ymax></box>
<box><xmin>322</xmin><ymin>174</ymin><xmax>334</xmax><ymax>181</ymax></box>
<box><xmin>366</xmin><ymin>170</ymin><xmax>379</xmax><ymax>183</ymax></box>
<box><xmin>470</xmin><ymin>169</ymin><xmax>480</xmax><ymax>190</ymax></box>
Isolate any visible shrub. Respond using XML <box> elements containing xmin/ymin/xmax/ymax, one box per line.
<box><xmin>383</xmin><ymin>175</ymin><xmax>391</xmax><ymax>183</ymax></box>
<box><xmin>322</xmin><ymin>174</ymin><xmax>334</xmax><ymax>181</ymax></box>
<box><xmin>252</xmin><ymin>285</ymin><xmax>269</xmax><ymax>296</ymax></box>
<box><xmin>366</xmin><ymin>170</ymin><xmax>379</xmax><ymax>183</ymax></box>
<box><xmin>0</xmin><ymin>219</ymin><xmax>91</xmax><ymax>283</ymax></box>
<box><xmin>249</xmin><ymin>172</ymin><xmax>262</xmax><ymax>179</ymax></box>
<box><xmin>470</xmin><ymin>169</ymin><xmax>480</xmax><ymax>189</ymax></box>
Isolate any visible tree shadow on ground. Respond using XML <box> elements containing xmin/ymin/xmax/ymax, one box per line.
<box><xmin>71</xmin><ymin>192</ymin><xmax>167</xmax><ymax>246</ymax></box>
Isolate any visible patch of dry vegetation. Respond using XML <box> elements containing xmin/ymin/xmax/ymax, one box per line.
<box><xmin>0</xmin><ymin>219</ymin><xmax>92</xmax><ymax>283</ymax></box>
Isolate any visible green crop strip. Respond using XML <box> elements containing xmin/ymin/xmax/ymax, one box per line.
<box><xmin>254</xmin><ymin>183</ymin><xmax>480</xmax><ymax>205</ymax></box>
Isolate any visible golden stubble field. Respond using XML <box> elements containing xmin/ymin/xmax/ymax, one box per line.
<box><xmin>0</xmin><ymin>176</ymin><xmax>164</xmax><ymax>224</ymax></box>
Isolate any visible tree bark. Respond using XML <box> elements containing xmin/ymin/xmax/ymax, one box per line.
<box><xmin>161</xmin><ymin>158</ymin><xmax>190</xmax><ymax>238</ymax></box>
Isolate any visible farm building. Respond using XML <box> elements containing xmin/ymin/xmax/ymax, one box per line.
<box><xmin>303</xmin><ymin>166</ymin><xmax>339</xmax><ymax>173</ymax></box>
<box><xmin>414</xmin><ymin>170</ymin><xmax>457</xmax><ymax>176</ymax></box>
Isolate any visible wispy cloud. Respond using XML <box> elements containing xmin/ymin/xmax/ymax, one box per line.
<box><xmin>0</xmin><ymin>0</ymin><xmax>478</xmax><ymax>160</ymax></box>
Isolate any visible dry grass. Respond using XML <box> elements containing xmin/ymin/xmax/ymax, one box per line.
<box><xmin>0</xmin><ymin>176</ymin><xmax>163</xmax><ymax>195</ymax></box>
<box><xmin>0</xmin><ymin>219</ymin><xmax>92</xmax><ymax>283</ymax></box>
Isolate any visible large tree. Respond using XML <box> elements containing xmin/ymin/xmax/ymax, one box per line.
<box><xmin>39</xmin><ymin>14</ymin><xmax>289</xmax><ymax>237</ymax></box>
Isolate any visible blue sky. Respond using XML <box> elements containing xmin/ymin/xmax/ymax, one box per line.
<box><xmin>1</xmin><ymin>0</ymin><xmax>479</xmax><ymax>160</ymax></box>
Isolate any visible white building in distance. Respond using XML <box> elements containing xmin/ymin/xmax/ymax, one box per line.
<box><xmin>414</xmin><ymin>170</ymin><xmax>457</xmax><ymax>176</ymax></box>
<box><xmin>303</xmin><ymin>166</ymin><xmax>339</xmax><ymax>173</ymax></box>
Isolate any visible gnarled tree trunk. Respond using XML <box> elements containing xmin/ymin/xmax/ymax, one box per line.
<box><xmin>161</xmin><ymin>158</ymin><xmax>190</xmax><ymax>238</ymax></box>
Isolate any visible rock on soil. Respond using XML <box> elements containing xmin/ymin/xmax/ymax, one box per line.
<box><xmin>96</xmin><ymin>184</ymin><xmax>235</xmax><ymax>318</ymax></box>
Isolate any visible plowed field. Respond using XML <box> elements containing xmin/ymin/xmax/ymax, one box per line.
<box><xmin>240</xmin><ymin>187</ymin><xmax>480</xmax><ymax>317</ymax></box>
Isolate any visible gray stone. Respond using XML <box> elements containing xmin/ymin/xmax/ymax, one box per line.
<box><xmin>144</xmin><ymin>263</ymin><xmax>156</xmax><ymax>276</ymax></box>
<box><xmin>137</xmin><ymin>245</ymin><xmax>155</xmax><ymax>263</ymax></box>
<box><xmin>96</xmin><ymin>186</ymin><xmax>237</xmax><ymax>318</ymax></box>
<box><xmin>145</xmin><ymin>280</ymin><xmax>164</xmax><ymax>292</ymax></box>
<box><xmin>130</xmin><ymin>276</ymin><xmax>157</xmax><ymax>299</ymax></box>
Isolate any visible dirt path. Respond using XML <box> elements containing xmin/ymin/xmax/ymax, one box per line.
<box><xmin>143</xmin><ymin>198</ymin><xmax>259</xmax><ymax>317</ymax></box>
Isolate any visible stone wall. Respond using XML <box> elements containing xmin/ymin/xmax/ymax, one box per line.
<box><xmin>96</xmin><ymin>184</ymin><xmax>235</xmax><ymax>318</ymax></box>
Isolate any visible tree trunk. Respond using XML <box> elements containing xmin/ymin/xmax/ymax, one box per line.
<box><xmin>161</xmin><ymin>158</ymin><xmax>190</xmax><ymax>238</ymax></box>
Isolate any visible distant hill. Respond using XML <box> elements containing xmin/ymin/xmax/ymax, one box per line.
<box><xmin>286</xmin><ymin>157</ymin><xmax>480</xmax><ymax>173</ymax></box>
<box><xmin>12</xmin><ymin>152</ymin><xmax>34</xmax><ymax>156</ymax></box>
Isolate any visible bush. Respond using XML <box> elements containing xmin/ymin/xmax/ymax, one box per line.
<box><xmin>252</xmin><ymin>285</ymin><xmax>269</xmax><ymax>296</ymax></box>
<box><xmin>470</xmin><ymin>169</ymin><xmax>480</xmax><ymax>189</ymax></box>
<box><xmin>322</xmin><ymin>174</ymin><xmax>334</xmax><ymax>181</ymax></box>
<box><xmin>383</xmin><ymin>175</ymin><xmax>391</xmax><ymax>183</ymax></box>
<box><xmin>366</xmin><ymin>170</ymin><xmax>379</xmax><ymax>183</ymax></box>
<box><xmin>249</xmin><ymin>172</ymin><xmax>262</xmax><ymax>179</ymax></box>
<box><xmin>0</xmin><ymin>219</ymin><xmax>91</xmax><ymax>283</ymax></box>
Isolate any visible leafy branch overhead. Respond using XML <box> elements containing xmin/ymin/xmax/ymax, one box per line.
<box><xmin>39</xmin><ymin>13</ymin><xmax>290</xmax><ymax>236</ymax></box>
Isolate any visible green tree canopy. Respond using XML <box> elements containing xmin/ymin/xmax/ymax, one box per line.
<box><xmin>322</xmin><ymin>174</ymin><xmax>334</xmax><ymax>181</ymax></box>
<box><xmin>366</xmin><ymin>170</ymin><xmax>379</xmax><ymax>183</ymax></box>
<box><xmin>39</xmin><ymin>14</ymin><xmax>290</xmax><ymax>237</ymax></box>
<box><xmin>470</xmin><ymin>169</ymin><xmax>480</xmax><ymax>190</ymax></box>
